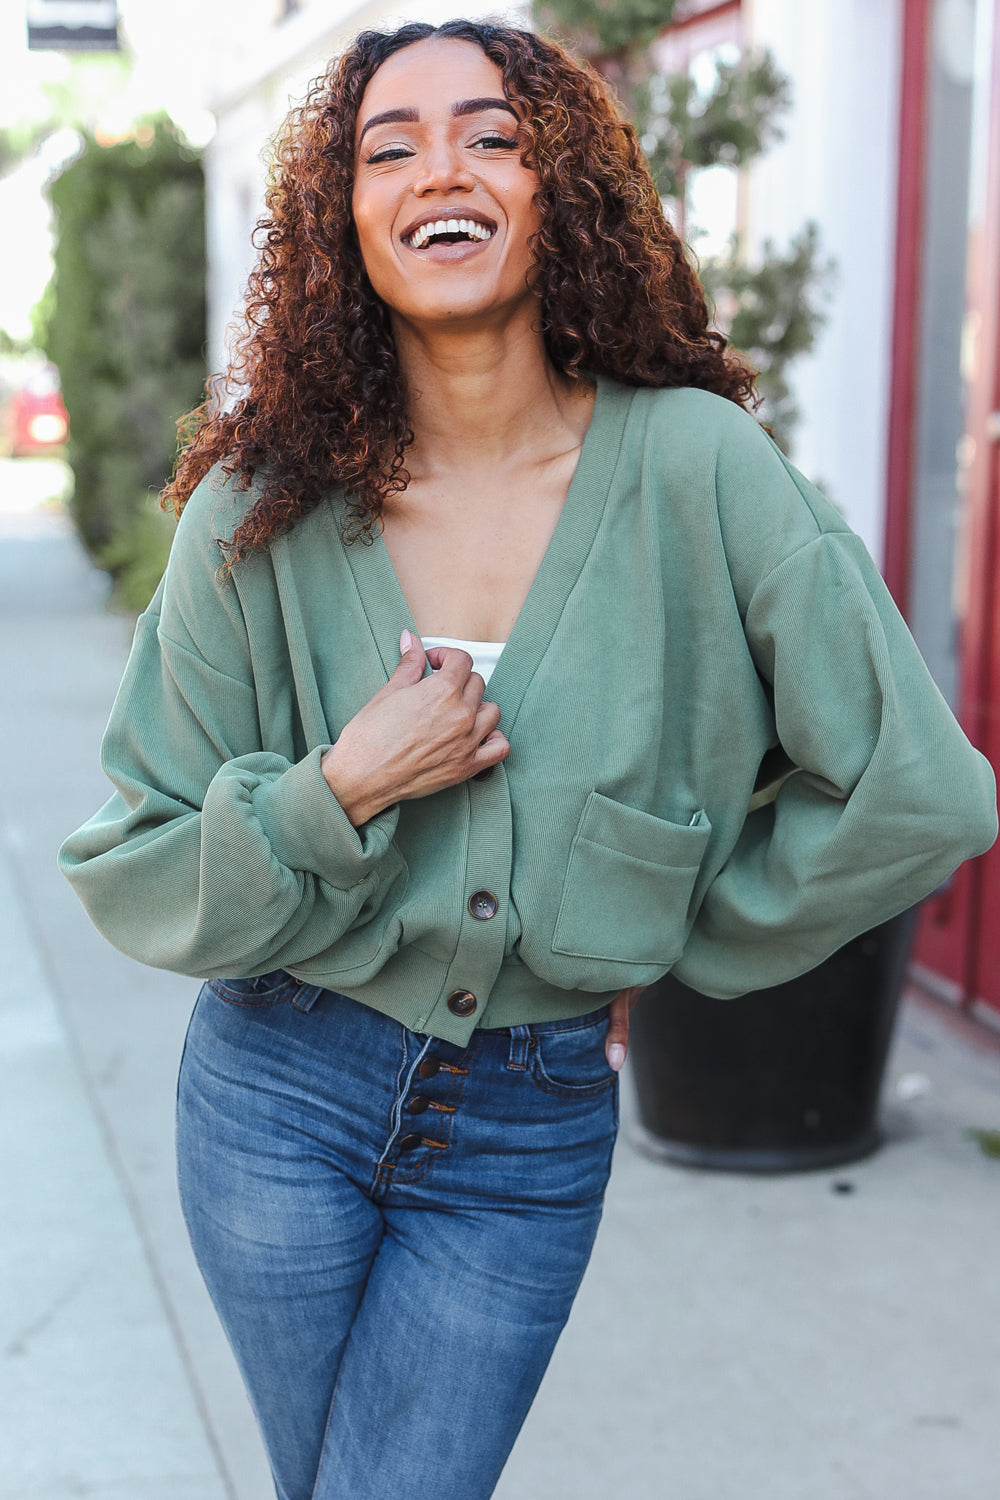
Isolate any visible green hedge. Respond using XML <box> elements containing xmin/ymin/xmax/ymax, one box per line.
<box><xmin>43</xmin><ymin>120</ymin><xmax>205</xmax><ymax>607</ymax></box>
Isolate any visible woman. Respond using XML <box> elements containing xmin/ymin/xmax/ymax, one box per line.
<box><xmin>60</xmin><ymin>18</ymin><xmax>996</xmax><ymax>1500</ymax></box>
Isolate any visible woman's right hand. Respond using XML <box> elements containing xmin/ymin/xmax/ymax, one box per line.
<box><xmin>320</xmin><ymin>630</ymin><xmax>510</xmax><ymax>825</ymax></box>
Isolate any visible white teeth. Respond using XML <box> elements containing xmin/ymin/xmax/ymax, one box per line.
<box><xmin>406</xmin><ymin>218</ymin><xmax>494</xmax><ymax>248</ymax></box>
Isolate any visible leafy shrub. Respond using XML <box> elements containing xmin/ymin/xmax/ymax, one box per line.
<box><xmin>95</xmin><ymin>495</ymin><xmax>176</xmax><ymax>612</ymax></box>
<box><xmin>42</xmin><ymin>119</ymin><xmax>205</xmax><ymax>606</ymax></box>
<box><xmin>533</xmin><ymin>0</ymin><xmax>833</xmax><ymax>447</ymax></box>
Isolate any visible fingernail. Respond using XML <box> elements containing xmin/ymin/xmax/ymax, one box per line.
<box><xmin>607</xmin><ymin>1043</ymin><xmax>626</xmax><ymax>1072</ymax></box>
<box><xmin>400</xmin><ymin>629</ymin><xmax>412</xmax><ymax>654</ymax></box>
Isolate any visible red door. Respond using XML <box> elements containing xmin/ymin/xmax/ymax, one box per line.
<box><xmin>967</xmin><ymin>416</ymin><xmax>1000</xmax><ymax>1009</ymax></box>
<box><xmin>917</xmin><ymin>0</ymin><xmax>1000</xmax><ymax>1020</ymax></box>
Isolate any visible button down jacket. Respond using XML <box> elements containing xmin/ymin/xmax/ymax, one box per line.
<box><xmin>59</xmin><ymin>379</ymin><xmax>998</xmax><ymax>1045</ymax></box>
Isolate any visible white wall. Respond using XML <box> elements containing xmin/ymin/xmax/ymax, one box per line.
<box><xmin>205</xmin><ymin>89</ymin><xmax>278</xmax><ymax>375</ymax></box>
<box><xmin>744</xmin><ymin>0</ymin><xmax>903</xmax><ymax>564</ymax></box>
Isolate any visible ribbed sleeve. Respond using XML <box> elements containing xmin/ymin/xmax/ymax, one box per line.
<box><xmin>671</xmin><ymin>413</ymin><xmax>998</xmax><ymax>996</ymax></box>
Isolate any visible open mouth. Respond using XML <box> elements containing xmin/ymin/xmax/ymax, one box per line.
<box><xmin>405</xmin><ymin>218</ymin><xmax>495</xmax><ymax>250</ymax></box>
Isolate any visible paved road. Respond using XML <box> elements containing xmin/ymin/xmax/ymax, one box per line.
<box><xmin>2</xmin><ymin>460</ymin><xmax>1000</xmax><ymax>1499</ymax></box>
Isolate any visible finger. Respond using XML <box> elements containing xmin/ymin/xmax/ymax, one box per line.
<box><xmin>462</xmin><ymin>669</ymin><xmax>487</xmax><ymax>707</ymax></box>
<box><xmin>473</xmin><ymin>699</ymin><xmax>501</xmax><ymax>740</ymax></box>
<box><xmin>390</xmin><ymin>629</ymin><xmax>427</xmax><ymax>684</ymax></box>
<box><xmin>605</xmin><ymin>988</ymin><xmax>631</xmax><ymax>1072</ymax></box>
<box><xmin>469</xmin><ymin>728</ymin><xmax>509</xmax><ymax>773</ymax></box>
<box><xmin>428</xmin><ymin>646</ymin><xmax>475</xmax><ymax>681</ymax></box>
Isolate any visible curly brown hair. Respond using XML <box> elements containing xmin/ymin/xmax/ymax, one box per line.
<box><xmin>163</xmin><ymin>18</ymin><xmax>758</xmax><ymax>557</ymax></box>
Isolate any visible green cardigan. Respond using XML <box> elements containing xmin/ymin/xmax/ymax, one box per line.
<box><xmin>59</xmin><ymin>378</ymin><xmax>998</xmax><ymax>1045</ymax></box>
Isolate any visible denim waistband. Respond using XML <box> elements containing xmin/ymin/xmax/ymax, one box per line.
<box><xmin>480</xmin><ymin>1002</ymin><xmax>611</xmax><ymax>1035</ymax></box>
<box><xmin>240</xmin><ymin>970</ymin><xmax>611</xmax><ymax>1051</ymax></box>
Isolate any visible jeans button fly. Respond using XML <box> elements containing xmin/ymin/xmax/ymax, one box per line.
<box><xmin>406</xmin><ymin>1095</ymin><xmax>430</xmax><ymax>1115</ymax></box>
<box><xmin>418</xmin><ymin>1057</ymin><xmax>440</xmax><ymax>1079</ymax></box>
<box><xmin>397</xmin><ymin>1133</ymin><xmax>423</xmax><ymax>1152</ymax></box>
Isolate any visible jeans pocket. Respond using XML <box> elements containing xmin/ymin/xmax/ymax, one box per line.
<box><xmin>528</xmin><ymin>1011</ymin><xmax>617</xmax><ymax>1099</ymax></box>
<box><xmin>207</xmin><ymin>970</ymin><xmax>299</xmax><ymax>1007</ymax></box>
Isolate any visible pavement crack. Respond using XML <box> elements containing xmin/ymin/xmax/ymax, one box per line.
<box><xmin>4</xmin><ymin>1267</ymin><xmax>92</xmax><ymax>1358</ymax></box>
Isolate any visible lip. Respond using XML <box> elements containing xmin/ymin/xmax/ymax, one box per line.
<box><xmin>399</xmin><ymin>207</ymin><xmax>499</xmax><ymax>245</ymax></box>
<box><xmin>403</xmin><ymin>238</ymin><xmax>492</xmax><ymax>264</ymax></box>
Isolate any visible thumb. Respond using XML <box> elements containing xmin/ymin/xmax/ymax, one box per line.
<box><xmin>390</xmin><ymin>628</ymin><xmax>427</xmax><ymax>684</ymax></box>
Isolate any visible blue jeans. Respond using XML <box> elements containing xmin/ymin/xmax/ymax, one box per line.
<box><xmin>175</xmin><ymin>974</ymin><xmax>619</xmax><ymax>1500</ymax></box>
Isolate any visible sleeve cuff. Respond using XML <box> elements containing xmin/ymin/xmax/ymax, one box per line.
<box><xmin>251</xmin><ymin>746</ymin><xmax>401</xmax><ymax>887</ymax></box>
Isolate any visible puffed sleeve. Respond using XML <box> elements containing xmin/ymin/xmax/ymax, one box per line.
<box><xmin>671</xmin><ymin>406</ymin><xmax>997</xmax><ymax>997</ymax></box>
<box><xmin>58</xmin><ymin>472</ymin><xmax>406</xmax><ymax>977</ymax></box>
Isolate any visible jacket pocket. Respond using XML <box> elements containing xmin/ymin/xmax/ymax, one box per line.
<box><xmin>551</xmin><ymin>792</ymin><xmax>711</xmax><ymax>967</ymax></box>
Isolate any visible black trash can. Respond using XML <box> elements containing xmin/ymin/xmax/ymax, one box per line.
<box><xmin>628</xmin><ymin>908</ymin><xmax>919</xmax><ymax>1172</ymax></box>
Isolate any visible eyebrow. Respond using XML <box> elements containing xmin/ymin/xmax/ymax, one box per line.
<box><xmin>358</xmin><ymin>96</ymin><xmax>518</xmax><ymax>146</ymax></box>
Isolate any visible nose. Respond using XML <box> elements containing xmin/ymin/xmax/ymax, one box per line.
<box><xmin>412</xmin><ymin>136</ymin><xmax>475</xmax><ymax>196</ymax></box>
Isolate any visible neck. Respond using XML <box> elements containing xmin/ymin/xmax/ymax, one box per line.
<box><xmin>391</xmin><ymin>309</ymin><xmax>591</xmax><ymax>476</ymax></box>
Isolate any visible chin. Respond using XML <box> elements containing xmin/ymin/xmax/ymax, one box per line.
<box><xmin>397</xmin><ymin>287</ymin><xmax>536</xmax><ymax>331</ymax></box>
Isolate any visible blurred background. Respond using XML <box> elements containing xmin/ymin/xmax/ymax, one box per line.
<box><xmin>2</xmin><ymin>5</ymin><xmax>999</xmax><ymax>1499</ymax></box>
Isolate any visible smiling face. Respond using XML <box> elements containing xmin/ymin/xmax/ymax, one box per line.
<box><xmin>351</xmin><ymin>37</ymin><xmax>543</xmax><ymax>332</ymax></box>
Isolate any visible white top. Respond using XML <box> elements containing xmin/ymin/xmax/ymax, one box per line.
<box><xmin>421</xmin><ymin>635</ymin><xmax>507</xmax><ymax>687</ymax></box>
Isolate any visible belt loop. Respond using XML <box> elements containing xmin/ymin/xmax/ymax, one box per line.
<box><xmin>290</xmin><ymin>981</ymin><xmax>325</xmax><ymax>1013</ymax></box>
<box><xmin>508</xmin><ymin>1024</ymin><xmax>531</xmax><ymax>1070</ymax></box>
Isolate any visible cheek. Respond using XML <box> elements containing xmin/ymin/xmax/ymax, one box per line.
<box><xmin>511</xmin><ymin>176</ymin><xmax>543</xmax><ymax>249</ymax></box>
<box><xmin>350</xmin><ymin>192</ymin><xmax>375</xmax><ymax>267</ymax></box>
<box><xmin>514</xmin><ymin>199</ymin><xmax>544</xmax><ymax>272</ymax></box>
<box><xmin>350</xmin><ymin>181</ymin><xmax>395</xmax><ymax>275</ymax></box>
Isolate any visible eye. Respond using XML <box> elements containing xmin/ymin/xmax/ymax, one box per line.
<box><xmin>365</xmin><ymin>143</ymin><xmax>414</xmax><ymax>164</ymax></box>
<box><xmin>471</xmin><ymin>132</ymin><xmax>519</xmax><ymax>151</ymax></box>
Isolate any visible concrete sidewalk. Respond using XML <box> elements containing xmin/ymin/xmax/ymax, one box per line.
<box><xmin>2</xmin><ymin>469</ymin><xmax>999</xmax><ymax>1500</ymax></box>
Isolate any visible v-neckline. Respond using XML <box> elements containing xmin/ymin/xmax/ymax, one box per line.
<box><xmin>342</xmin><ymin>374</ymin><xmax>633</xmax><ymax>732</ymax></box>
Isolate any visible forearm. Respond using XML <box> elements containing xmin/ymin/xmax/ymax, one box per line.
<box><xmin>320</xmin><ymin>742</ymin><xmax>393</xmax><ymax>828</ymax></box>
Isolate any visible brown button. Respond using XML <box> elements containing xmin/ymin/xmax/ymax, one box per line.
<box><xmin>397</xmin><ymin>1133</ymin><xmax>423</xmax><ymax>1152</ymax></box>
<box><xmin>418</xmin><ymin>1057</ymin><xmax>441</xmax><ymax>1079</ymax></box>
<box><xmin>447</xmin><ymin>989</ymin><xmax>477</xmax><ymax>1017</ymax></box>
<box><xmin>406</xmin><ymin>1095</ymin><xmax>430</xmax><ymax>1115</ymax></box>
<box><xmin>473</xmin><ymin>765</ymin><xmax>494</xmax><ymax>781</ymax></box>
<box><xmin>468</xmin><ymin>890</ymin><xmax>498</xmax><ymax>921</ymax></box>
